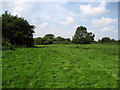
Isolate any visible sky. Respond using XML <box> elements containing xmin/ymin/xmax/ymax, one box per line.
<box><xmin>1</xmin><ymin>0</ymin><xmax>119</xmax><ymax>40</ymax></box>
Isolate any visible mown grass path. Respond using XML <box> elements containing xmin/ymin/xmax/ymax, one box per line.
<box><xmin>2</xmin><ymin>44</ymin><xmax>118</xmax><ymax>88</ymax></box>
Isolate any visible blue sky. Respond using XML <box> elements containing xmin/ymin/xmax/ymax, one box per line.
<box><xmin>1</xmin><ymin>1</ymin><xmax>118</xmax><ymax>40</ymax></box>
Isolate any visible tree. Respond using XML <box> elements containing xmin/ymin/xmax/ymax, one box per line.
<box><xmin>44</xmin><ymin>34</ymin><xmax>55</xmax><ymax>40</ymax></box>
<box><xmin>2</xmin><ymin>11</ymin><xmax>35</xmax><ymax>47</ymax></box>
<box><xmin>44</xmin><ymin>39</ymin><xmax>53</xmax><ymax>45</ymax></box>
<box><xmin>34</xmin><ymin>34</ymin><xmax>55</xmax><ymax>45</ymax></box>
<box><xmin>100</xmin><ymin>37</ymin><xmax>111</xmax><ymax>43</ymax></box>
<box><xmin>54</xmin><ymin>36</ymin><xmax>65</xmax><ymax>41</ymax></box>
<box><xmin>34</xmin><ymin>37</ymin><xmax>43</xmax><ymax>45</ymax></box>
<box><xmin>72</xmin><ymin>26</ymin><xmax>95</xmax><ymax>44</ymax></box>
<box><xmin>65</xmin><ymin>38</ymin><xmax>71</xmax><ymax>42</ymax></box>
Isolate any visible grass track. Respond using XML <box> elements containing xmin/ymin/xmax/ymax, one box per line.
<box><xmin>2</xmin><ymin>44</ymin><xmax>118</xmax><ymax>88</ymax></box>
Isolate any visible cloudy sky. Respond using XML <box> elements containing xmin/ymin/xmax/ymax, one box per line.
<box><xmin>1</xmin><ymin>0</ymin><xmax>118</xmax><ymax>40</ymax></box>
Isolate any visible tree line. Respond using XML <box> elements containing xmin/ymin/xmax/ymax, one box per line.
<box><xmin>34</xmin><ymin>26</ymin><xmax>95</xmax><ymax>45</ymax></box>
<box><xmin>97</xmin><ymin>37</ymin><xmax>118</xmax><ymax>44</ymax></box>
<box><xmin>34</xmin><ymin>34</ymin><xmax>71</xmax><ymax>45</ymax></box>
<box><xmin>1</xmin><ymin>11</ymin><xmax>119</xmax><ymax>50</ymax></box>
<box><xmin>34</xmin><ymin>34</ymin><xmax>119</xmax><ymax>45</ymax></box>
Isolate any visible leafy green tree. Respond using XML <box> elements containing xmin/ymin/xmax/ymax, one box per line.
<box><xmin>97</xmin><ymin>37</ymin><xmax>117</xmax><ymax>44</ymax></box>
<box><xmin>72</xmin><ymin>26</ymin><xmax>95</xmax><ymax>44</ymax></box>
<box><xmin>44</xmin><ymin>39</ymin><xmax>53</xmax><ymax>45</ymax></box>
<box><xmin>34</xmin><ymin>37</ymin><xmax>43</xmax><ymax>45</ymax></box>
<box><xmin>34</xmin><ymin>34</ymin><xmax>55</xmax><ymax>45</ymax></box>
<box><xmin>2</xmin><ymin>11</ymin><xmax>35</xmax><ymax>47</ymax></box>
<box><xmin>111</xmin><ymin>39</ymin><xmax>116</xmax><ymax>43</ymax></box>
<box><xmin>54</xmin><ymin>36</ymin><xmax>65</xmax><ymax>41</ymax></box>
<box><xmin>44</xmin><ymin>34</ymin><xmax>55</xmax><ymax>40</ymax></box>
<box><xmin>100</xmin><ymin>37</ymin><xmax>111</xmax><ymax>43</ymax></box>
<box><xmin>53</xmin><ymin>36</ymin><xmax>71</xmax><ymax>44</ymax></box>
<box><xmin>34</xmin><ymin>37</ymin><xmax>48</xmax><ymax>45</ymax></box>
<box><xmin>65</xmin><ymin>38</ymin><xmax>71</xmax><ymax>42</ymax></box>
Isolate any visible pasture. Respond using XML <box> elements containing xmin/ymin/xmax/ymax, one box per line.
<box><xmin>2</xmin><ymin>44</ymin><xmax>118</xmax><ymax>88</ymax></box>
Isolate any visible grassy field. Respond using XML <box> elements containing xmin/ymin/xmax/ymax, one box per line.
<box><xmin>2</xmin><ymin>44</ymin><xmax>118</xmax><ymax>88</ymax></box>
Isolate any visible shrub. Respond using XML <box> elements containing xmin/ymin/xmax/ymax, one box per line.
<box><xmin>2</xmin><ymin>38</ymin><xmax>15</xmax><ymax>50</ymax></box>
<box><xmin>44</xmin><ymin>39</ymin><xmax>53</xmax><ymax>45</ymax></box>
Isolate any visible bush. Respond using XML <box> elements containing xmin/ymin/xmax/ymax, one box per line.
<box><xmin>2</xmin><ymin>38</ymin><xmax>15</xmax><ymax>50</ymax></box>
<box><xmin>44</xmin><ymin>39</ymin><xmax>53</xmax><ymax>45</ymax></box>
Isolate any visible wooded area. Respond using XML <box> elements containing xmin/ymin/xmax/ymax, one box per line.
<box><xmin>1</xmin><ymin>11</ymin><xmax>119</xmax><ymax>50</ymax></box>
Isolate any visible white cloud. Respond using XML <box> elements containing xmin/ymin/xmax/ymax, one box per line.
<box><xmin>11</xmin><ymin>1</ymin><xmax>37</xmax><ymax>17</ymax></box>
<box><xmin>91</xmin><ymin>17</ymin><xmax>117</xmax><ymax>32</ymax></box>
<box><xmin>39</xmin><ymin>22</ymin><xmax>48</xmax><ymax>28</ymax></box>
<box><xmin>37</xmin><ymin>2</ymin><xmax>77</xmax><ymax>24</ymax></box>
<box><xmin>100</xmin><ymin>27</ymin><xmax>112</xmax><ymax>32</ymax></box>
<box><xmin>13</xmin><ymin>7</ymin><xmax>23</xmax><ymax>16</ymax></box>
<box><xmin>59</xmin><ymin>17</ymin><xmax>74</xmax><ymax>25</ymax></box>
<box><xmin>12</xmin><ymin>1</ymin><xmax>26</xmax><ymax>16</ymax></box>
<box><xmin>80</xmin><ymin>2</ymin><xmax>109</xmax><ymax>16</ymax></box>
<box><xmin>92</xmin><ymin>17</ymin><xmax>117</xmax><ymax>26</ymax></box>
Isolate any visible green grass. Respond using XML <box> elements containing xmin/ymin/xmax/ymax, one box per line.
<box><xmin>2</xmin><ymin>44</ymin><xmax>118</xmax><ymax>88</ymax></box>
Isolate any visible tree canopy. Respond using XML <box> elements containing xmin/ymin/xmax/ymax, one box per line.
<box><xmin>98</xmin><ymin>37</ymin><xmax>117</xmax><ymax>44</ymax></box>
<box><xmin>100</xmin><ymin>37</ymin><xmax>111</xmax><ymax>43</ymax></box>
<box><xmin>44</xmin><ymin>34</ymin><xmax>55</xmax><ymax>40</ymax></box>
<box><xmin>34</xmin><ymin>35</ymin><xmax>71</xmax><ymax>45</ymax></box>
<box><xmin>2</xmin><ymin>11</ymin><xmax>35</xmax><ymax>47</ymax></box>
<box><xmin>72</xmin><ymin>26</ymin><xmax>95</xmax><ymax>44</ymax></box>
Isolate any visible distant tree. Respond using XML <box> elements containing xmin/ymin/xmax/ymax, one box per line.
<box><xmin>2</xmin><ymin>11</ymin><xmax>35</xmax><ymax>47</ymax></box>
<box><xmin>34</xmin><ymin>34</ymin><xmax>55</xmax><ymax>45</ymax></box>
<box><xmin>72</xmin><ymin>26</ymin><xmax>95</xmax><ymax>44</ymax></box>
<box><xmin>54</xmin><ymin>36</ymin><xmax>65</xmax><ymax>41</ymax></box>
<box><xmin>44</xmin><ymin>39</ymin><xmax>53</xmax><ymax>45</ymax></box>
<box><xmin>98</xmin><ymin>37</ymin><xmax>117</xmax><ymax>44</ymax></box>
<box><xmin>34</xmin><ymin>37</ymin><xmax>42</xmax><ymax>45</ymax></box>
<box><xmin>65</xmin><ymin>38</ymin><xmax>71</xmax><ymax>42</ymax></box>
<box><xmin>111</xmin><ymin>39</ymin><xmax>116</xmax><ymax>42</ymax></box>
<box><xmin>100</xmin><ymin>37</ymin><xmax>111</xmax><ymax>43</ymax></box>
<box><xmin>44</xmin><ymin>34</ymin><xmax>55</xmax><ymax>40</ymax></box>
